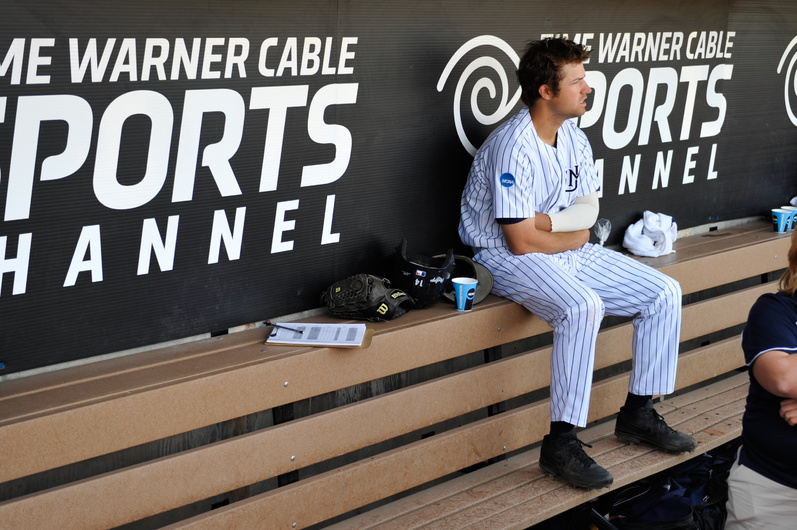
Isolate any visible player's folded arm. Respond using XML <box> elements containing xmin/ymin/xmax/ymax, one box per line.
<box><xmin>548</xmin><ymin>191</ymin><xmax>599</xmax><ymax>233</ymax></box>
<box><xmin>499</xmin><ymin>217</ymin><xmax>589</xmax><ymax>255</ymax></box>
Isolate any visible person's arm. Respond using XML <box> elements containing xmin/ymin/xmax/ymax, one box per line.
<box><xmin>502</xmin><ymin>191</ymin><xmax>597</xmax><ymax>255</ymax></box>
<box><xmin>548</xmin><ymin>192</ymin><xmax>599</xmax><ymax>232</ymax></box>
<box><xmin>751</xmin><ymin>350</ymin><xmax>797</xmax><ymax>400</ymax></box>
<box><xmin>501</xmin><ymin>217</ymin><xmax>589</xmax><ymax>255</ymax></box>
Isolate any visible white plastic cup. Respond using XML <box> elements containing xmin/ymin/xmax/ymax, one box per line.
<box><xmin>452</xmin><ymin>277</ymin><xmax>478</xmax><ymax>312</ymax></box>
<box><xmin>772</xmin><ymin>208</ymin><xmax>791</xmax><ymax>232</ymax></box>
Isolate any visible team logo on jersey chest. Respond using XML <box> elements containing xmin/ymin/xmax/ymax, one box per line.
<box><xmin>500</xmin><ymin>173</ymin><xmax>515</xmax><ymax>187</ymax></box>
<box><xmin>566</xmin><ymin>166</ymin><xmax>580</xmax><ymax>192</ymax></box>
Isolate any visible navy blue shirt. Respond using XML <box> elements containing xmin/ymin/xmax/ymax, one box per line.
<box><xmin>739</xmin><ymin>291</ymin><xmax>797</xmax><ymax>489</ymax></box>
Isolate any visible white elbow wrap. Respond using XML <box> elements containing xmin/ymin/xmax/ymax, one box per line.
<box><xmin>549</xmin><ymin>193</ymin><xmax>599</xmax><ymax>232</ymax></box>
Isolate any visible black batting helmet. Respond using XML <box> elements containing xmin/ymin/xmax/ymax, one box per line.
<box><xmin>388</xmin><ymin>239</ymin><xmax>455</xmax><ymax>308</ymax></box>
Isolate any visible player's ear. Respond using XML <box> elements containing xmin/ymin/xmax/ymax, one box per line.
<box><xmin>538</xmin><ymin>83</ymin><xmax>553</xmax><ymax>101</ymax></box>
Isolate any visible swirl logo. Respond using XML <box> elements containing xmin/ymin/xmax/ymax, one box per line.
<box><xmin>437</xmin><ymin>36</ymin><xmax>522</xmax><ymax>155</ymax></box>
<box><xmin>777</xmin><ymin>36</ymin><xmax>797</xmax><ymax>126</ymax></box>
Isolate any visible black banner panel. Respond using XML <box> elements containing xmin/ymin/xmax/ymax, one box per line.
<box><xmin>2</xmin><ymin>0</ymin><xmax>797</xmax><ymax>374</ymax></box>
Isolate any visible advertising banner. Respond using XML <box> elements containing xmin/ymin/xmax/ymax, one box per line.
<box><xmin>1</xmin><ymin>0</ymin><xmax>796</xmax><ymax>374</ymax></box>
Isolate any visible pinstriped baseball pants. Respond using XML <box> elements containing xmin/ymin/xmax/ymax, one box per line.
<box><xmin>476</xmin><ymin>243</ymin><xmax>682</xmax><ymax>427</ymax></box>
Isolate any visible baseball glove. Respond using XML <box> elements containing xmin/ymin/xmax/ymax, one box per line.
<box><xmin>321</xmin><ymin>273</ymin><xmax>413</xmax><ymax>322</ymax></box>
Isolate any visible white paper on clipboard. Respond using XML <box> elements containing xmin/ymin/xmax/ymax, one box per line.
<box><xmin>266</xmin><ymin>322</ymin><xmax>368</xmax><ymax>348</ymax></box>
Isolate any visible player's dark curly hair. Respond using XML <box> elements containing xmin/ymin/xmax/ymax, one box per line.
<box><xmin>517</xmin><ymin>38</ymin><xmax>591</xmax><ymax>107</ymax></box>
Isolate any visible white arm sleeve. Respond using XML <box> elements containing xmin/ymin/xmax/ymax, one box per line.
<box><xmin>549</xmin><ymin>192</ymin><xmax>599</xmax><ymax>232</ymax></box>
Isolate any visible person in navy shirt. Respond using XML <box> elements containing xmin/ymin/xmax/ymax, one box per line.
<box><xmin>725</xmin><ymin>230</ymin><xmax>797</xmax><ymax>529</ymax></box>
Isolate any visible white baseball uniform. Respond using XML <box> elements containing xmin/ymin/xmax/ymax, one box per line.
<box><xmin>459</xmin><ymin>108</ymin><xmax>682</xmax><ymax>427</ymax></box>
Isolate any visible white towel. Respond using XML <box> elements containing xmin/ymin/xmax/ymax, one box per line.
<box><xmin>622</xmin><ymin>211</ymin><xmax>678</xmax><ymax>257</ymax></box>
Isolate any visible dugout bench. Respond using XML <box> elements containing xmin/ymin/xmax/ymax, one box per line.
<box><xmin>0</xmin><ymin>219</ymin><xmax>789</xmax><ymax>529</ymax></box>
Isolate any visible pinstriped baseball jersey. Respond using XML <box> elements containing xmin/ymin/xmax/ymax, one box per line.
<box><xmin>457</xmin><ymin>106</ymin><xmax>682</xmax><ymax>428</ymax></box>
<box><xmin>459</xmin><ymin>108</ymin><xmax>599</xmax><ymax>250</ymax></box>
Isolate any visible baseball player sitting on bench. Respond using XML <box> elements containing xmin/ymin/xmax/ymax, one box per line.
<box><xmin>458</xmin><ymin>37</ymin><xmax>696</xmax><ymax>490</ymax></box>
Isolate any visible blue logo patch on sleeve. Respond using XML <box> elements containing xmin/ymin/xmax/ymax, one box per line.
<box><xmin>500</xmin><ymin>173</ymin><xmax>515</xmax><ymax>187</ymax></box>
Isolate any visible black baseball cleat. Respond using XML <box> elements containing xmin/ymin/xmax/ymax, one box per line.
<box><xmin>615</xmin><ymin>400</ymin><xmax>698</xmax><ymax>453</ymax></box>
<box><xmin>539</xmin><ymin>432</ymin><xmax>614</xmax><ymax>489</ymax></box>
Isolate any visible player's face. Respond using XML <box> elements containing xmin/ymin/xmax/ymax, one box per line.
<box><xmin>549</xmin><ymin>62</ymin><xmax>591</xmax><ymax>119</ymax></box>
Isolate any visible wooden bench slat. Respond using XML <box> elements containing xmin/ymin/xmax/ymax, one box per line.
<box><xmin>2</xmin><ymin>275</ymin><xmax>770</xmax><ymax>488</ymax></box>
<box><xmin>332</xmin><ymin>374</ymin><xmax>748</xmax><ymax>530</ymax></box>
<box><xmin>643</xmin><ymin>223</ymin><xmax>787</xmax><ymax>259</ymax></box>
<box><xmin>588</xmin><ymin>334</ymin><xmax>744</xmax><ymax>425</ymax></box>
<box><xmin>0</xmin><ymin>296</ymin><xmax>530</xmax><ymax>419</ymax></box>
<box><xmin>168</xmin><ymin>405</ymin><xmax>553</xmax><ymax>529</ymax></box>
<box><xmin>0</xmin><ymin>286</ymin><xmax>760</xmax><ymax>527</ymax></box>
<box><xmin>0</xmin><ymin>348</ymin><xmax>547</xmax><ymax>528</ymax></box>
<box><xmin>2</xmin><ymin>223</ymin><xmax>782</xmax><ymax>418</ymax></box>
<box><xmin>465</xmin><ymin>396</ymin><xmax>746</xmax><ymax>530</ymax></box>
<box><xmin>0</xmin><ymin>232</ymin><xmax>788</xmax><ymax>470</ymax></box>
<box><xmin>679</xmin><ymin>281</ymin><xmax>773</xmax><ymax>339</ymax></box>
<box><xmin>595</xmin><ymin>281</ymin><xmax>775</xmax><ymax>371</ymax></box>
<box><xmin>0</xmin><ymin>299</ymin><xmax>550</xmax><ymax>484</ymax></box>
<box><xmin>0</xmin><ymin>221</ymin><xmax>782</xmax><ymax>529</ymax></box>
<box><xmin>654</xmin><ymin>236</ymin><xmax>788</xmax><ymax>295</ymax></box>
<box><xmin>346</xmin><ymin>372</ymin><xmax>753</xmax><ymax>530</ymax></box>
<box><xmin>159</xmin><ymin>338</ymin><xmax>745</xmax><ymax>530</ymax></box>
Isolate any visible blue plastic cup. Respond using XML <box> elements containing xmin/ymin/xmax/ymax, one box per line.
<box><xmin>781</xmin><ymin>206</ymin><xmax>797</xmax><ymax>230</ymax></box>
<box><xmin>452</xmin><ymin>277</ymin><xmax>478</xmax><ymax>311</ymax></box>
<box><xmin>772</xmin><ymin>208</ymin><xmax>791</xmax><ymax>232</ymax></box>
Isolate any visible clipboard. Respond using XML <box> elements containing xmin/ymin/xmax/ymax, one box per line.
<box><xmin>265</xmin><ymin>322</ymin><xmax>373</xmax><ymax>348</ymax></box>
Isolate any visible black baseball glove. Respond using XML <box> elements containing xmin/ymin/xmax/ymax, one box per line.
<box><xmin>321</xmin><ymin>273</ymin><xmax>413</xmax><ymax>322</ymax></box>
